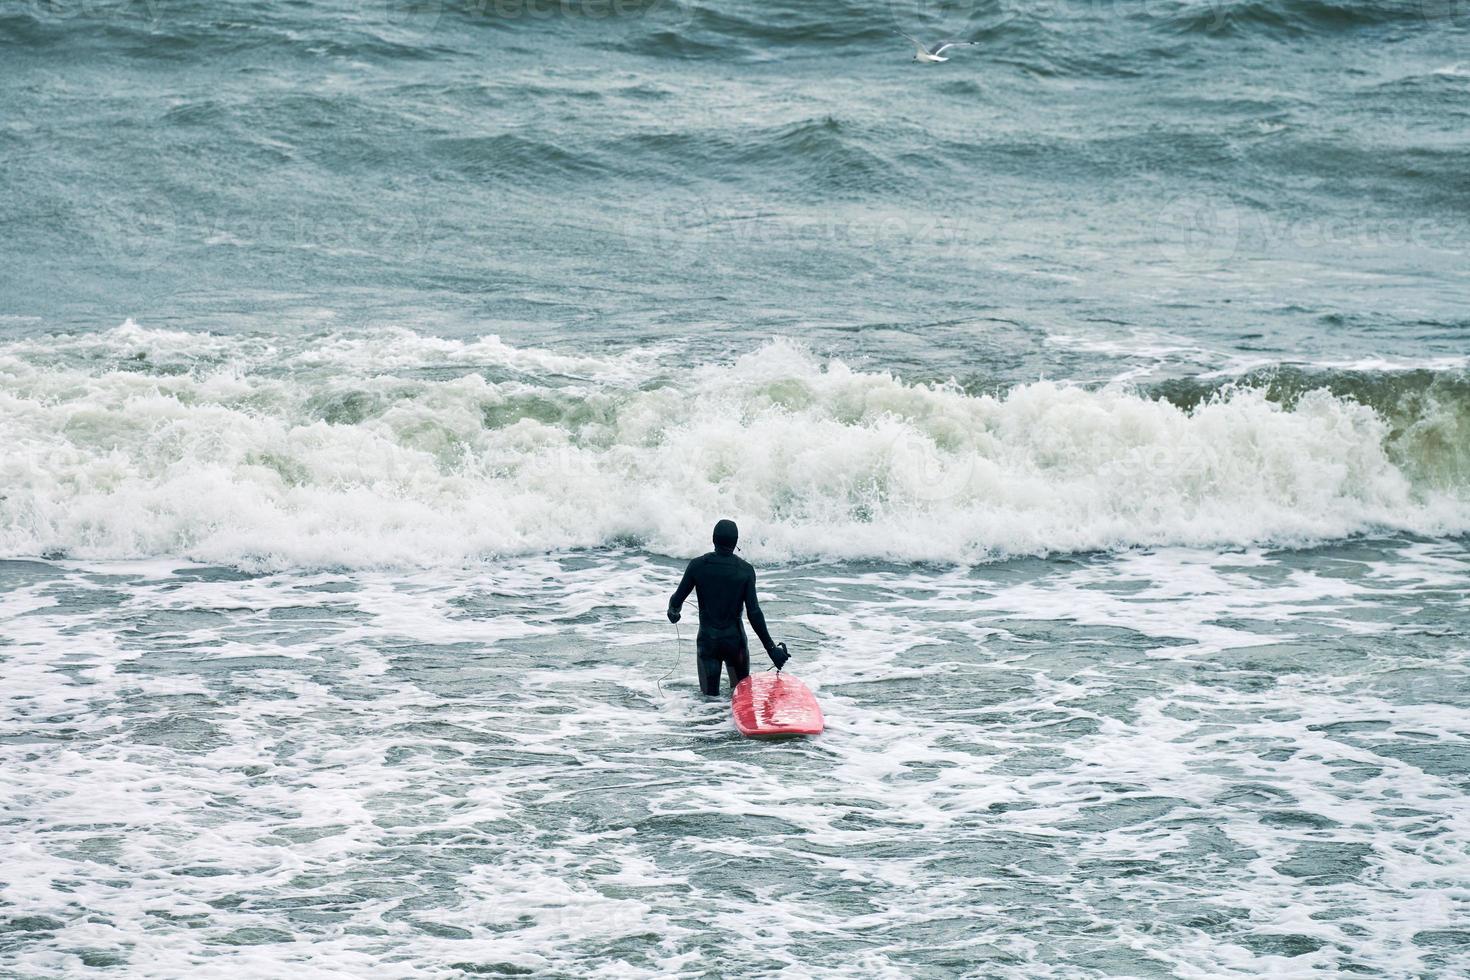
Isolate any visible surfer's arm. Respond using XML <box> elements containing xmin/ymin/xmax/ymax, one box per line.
<box><xmin>667</xmin><ymin>559</ymin><xmax>696</xmax><ymax>622</ymax></box>
<box><xmin>743</xmin><ymin>570</ymin><xmax>776</xmax><ymax>654</ymax></box>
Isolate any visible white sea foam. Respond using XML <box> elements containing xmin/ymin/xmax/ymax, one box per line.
<box><xmin>0</xmin><ymin>322</ymin><xmax>1465</xmax><ymax>570</ymax></box>
<box><xmin>4</xmin><ymin>544</ymin><xmax>1467</xmax><ymax>977</ymax></box>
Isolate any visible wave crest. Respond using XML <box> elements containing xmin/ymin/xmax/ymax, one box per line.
<box><xmin>0</xmin><ymin>323</ymin><xmax>1464</xmax><ymax>568</ymax></box>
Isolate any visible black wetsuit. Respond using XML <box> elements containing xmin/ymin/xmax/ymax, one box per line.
<box><xmin>668</xmin><ymin>546</ymin><xmax>776</xmax><ymax>696</ymax></box>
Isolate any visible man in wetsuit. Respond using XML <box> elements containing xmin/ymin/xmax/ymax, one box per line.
<box><xmin>667</xmin><ymin>519</ymin><xmax>790</xmax><ymax>696</ymax></box>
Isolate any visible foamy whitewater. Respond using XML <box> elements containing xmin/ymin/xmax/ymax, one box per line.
<box><xmin>3</xmin><ymin>323</ymin><xmax>1466</xmax><ymax>569</ymax></box>
<box><xmin>5</xmin><ymin>0</ymin><xmax>1470</xmax><ymax>974</ymax></box>
<box><xmin>2</xmin><ymin>323</ymin><xmax>1468</xmax><ymax>977</ymax></box>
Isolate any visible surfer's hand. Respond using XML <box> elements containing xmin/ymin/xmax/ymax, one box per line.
<box><xmin>769</xmin><ymin>642</ymin><xmax>790</xmax><ymax>670</ymax></box>
<box><xmin>667</xmin><ymin>608</ymin><xmax>681</xmax><ymax>624</ymax></box>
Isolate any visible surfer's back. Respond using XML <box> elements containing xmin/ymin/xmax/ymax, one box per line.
<box><xmin>681</xmin><ymin>551</ymin><xmax>755</xmax><ymax>631</ymax></box>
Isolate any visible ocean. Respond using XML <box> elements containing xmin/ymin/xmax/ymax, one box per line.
<box><xmin>1</xmin><ymin>0</ymin><xmax>1468</xmax><ymax>976</ymax></box>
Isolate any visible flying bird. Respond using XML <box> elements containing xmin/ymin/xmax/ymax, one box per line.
<box><xmin>899</xmin><ymin>32</ymin><xmax>979</xmax><ymax>64</ymax></box>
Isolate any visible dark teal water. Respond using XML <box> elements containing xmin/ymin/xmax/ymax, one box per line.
<box><xmin>4</xmin><ymin>0</ymin><xmax>1469</xmax><ymax>372</ymax></box>
<box><xmin>2</xmin><ymin>1</ymin><xmax>1469</xmax><ymax>976</ymax></box>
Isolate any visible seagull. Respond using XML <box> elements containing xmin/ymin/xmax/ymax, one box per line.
<box><xmin>899</xmin><ymin>32</ymin><xmax>979</xmax><ymax>64</ymax></box>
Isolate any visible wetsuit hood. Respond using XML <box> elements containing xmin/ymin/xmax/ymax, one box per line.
<box><xmin>712</xmin><ymin>519</ymin><xmax>738</xmax><ymax>554</ymax></box>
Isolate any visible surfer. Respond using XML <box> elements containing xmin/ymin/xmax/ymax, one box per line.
<box><xmin>667</xmin><ymin>519</ymin><xmax>790</xmax><ymax>696</ymax></box>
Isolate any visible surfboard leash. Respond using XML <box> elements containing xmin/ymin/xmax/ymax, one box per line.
<box><xmin>657</xmin><ymin>622</ymin><xmax>683</xmax><ymax>697</ymax></box>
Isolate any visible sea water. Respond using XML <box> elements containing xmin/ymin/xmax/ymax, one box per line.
<box><xmin>2</xmin><ymin>1</ymin><xmax>1469</xmax><ymax>976</ymax></box>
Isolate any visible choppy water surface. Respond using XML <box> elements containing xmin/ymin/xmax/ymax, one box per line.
<box><xmin>4</xmin><ymin>0</ymin><xmax>1470</xmax><ymax>360</ymax></box>
<box><xmin>4</xmin><ymin>0</ymin><xmax>1470</xmax><ymax>975</ymax></box>
<box><xmin>2</xmin><ymin>544</ymin><xmax>1468</xmax><ymax>976</ymax></box>
<box><xmin>1</xmin><ymin>307</ymin><xmax>1468</xmax><ymax>979</ymax></box>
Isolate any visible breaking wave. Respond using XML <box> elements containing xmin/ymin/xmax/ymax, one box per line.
<box><xmin>0</xmin><ymin>322</ymin><xmax>1465</xmax><ymax>569</ymax></box>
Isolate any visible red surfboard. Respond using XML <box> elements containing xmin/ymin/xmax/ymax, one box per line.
<box><xmin>731</xmin><ymin>673</ymin><xmax>824</xmax><ymax>737</ymax></box>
